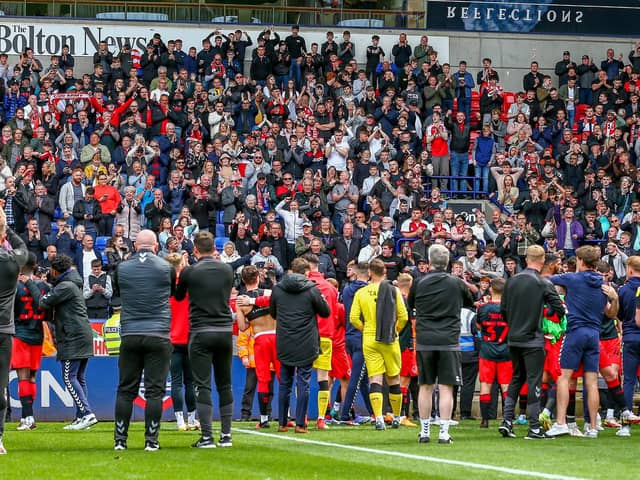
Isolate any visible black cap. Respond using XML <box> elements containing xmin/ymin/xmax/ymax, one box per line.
<box><xmin>563</xmin><ymin>50</ymin><xmax>570</xmax><ymax>56</ymax></box>
<box><xmin>370</xmin><ymin>215</ymin><xmax>382</xmax><ymax>222</ymax></box>
<box><xmin>259</xmin><ymin>241</ymin><xmax>272</xmax><ymax>250</ymax></box>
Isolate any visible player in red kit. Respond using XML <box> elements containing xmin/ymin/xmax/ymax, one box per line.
<box><xmin>13</xmin><ymin>253</ymin><xmax>49</xmax><ymax>431</ymax></box>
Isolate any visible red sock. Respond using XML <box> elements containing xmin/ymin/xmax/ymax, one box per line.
<box><xmin>18</xmin><ymin>380</ymin><xmax>30</xmax><ymax>398</ymax></box>
<box><xmin>30</xmin><ymin>381</ymin><xmax>37</xmax><ymax>400</ymax></box>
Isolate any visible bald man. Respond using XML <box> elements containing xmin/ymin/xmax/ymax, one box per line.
<box><xmin>112</xmin><ymin>229</ymin><xmax>177</xmax><ymax>451</ymax></box>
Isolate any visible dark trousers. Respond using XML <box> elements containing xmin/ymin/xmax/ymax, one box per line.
<box><xmin>115</xmin><ymin>335</ymin><xmax>171</xmax><ymax>443</ymax></box>
<box><xmin>340</xmin><ymin>337</ymin><xmax>372</xmax><ymax>421</ymax></box>
<box><xmin>170</xmin><ymin>344</ymin><xmax>196</xmax><ymax>414</ymax></box>
<box><xmin>62</xmin><ymin>358</ymin><xmax>92</xmax><ymax>419</ymax></box>
<box><xmin>240</xmin><ymin>368</ymin><xmax>273</xmax><ymax>419</ymax></box>
<box><xmin>623</xmin><ymin>340</ymin><xmax>640</xmax><ymax>410</ymax></box>
<box><xmin>503</xmin><ymin>346</ymin><xmax>544</xmax><ymax>430</ymax></box>
<box><xmin>189</xmin><ymin>331</ymin><xmax>233</xmax><ymax>438</ymax></box>
<box><xmin>0</xmin><ymin>334</ymin><xmax>11</xmax><ymax>437</ymax></box>
<box><xmin>454</xmin><ymin>360</ymin><xmax>478</xmax><ymax>418</ymax></box>
<box><xmin>241</xmin><ymin>368</ymin><xmax>257</xmax><ymax>419</ymax></box>
<box><xmin>99</xmin><ymin>214</ymin><xmax>115</xmax><ymax>236</ymax></box>
<box><xmin>279</xmin><ymin>363</ymin><xmax>312</xmax><ymax>427</ymax></box>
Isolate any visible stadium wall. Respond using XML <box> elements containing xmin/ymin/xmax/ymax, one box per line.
<box><xmin>0</xmin><ymin>17</ymin><xmax>637</xmax><ymax>92</ymax></box>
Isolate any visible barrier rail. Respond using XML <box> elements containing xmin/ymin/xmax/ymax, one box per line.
<box><xmin>423</xmin><ymin>175</ymin><xmax>489</xmax><ymax>200</ymax></box>
<box><xmin>0</xmin><ymin>1</ymin><xmax>427</xmax><ymax>28</ymax></box>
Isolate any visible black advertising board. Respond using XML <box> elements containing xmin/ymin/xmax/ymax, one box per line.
<box><xmin>426</xmin><ymin>0</ymin><xmax>640</xmax><ymax>36</ymax></box>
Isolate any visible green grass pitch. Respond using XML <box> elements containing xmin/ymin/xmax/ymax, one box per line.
<box><xmin>1</xmin><ymin>420</ymin><xmax>638</xmax><ymax>479</ymax></box>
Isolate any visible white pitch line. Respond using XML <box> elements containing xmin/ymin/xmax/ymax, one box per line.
<box><xmin>233</xmin><ymin>428</ymin><xmax>589</xmax><ymax>480</ymax></box>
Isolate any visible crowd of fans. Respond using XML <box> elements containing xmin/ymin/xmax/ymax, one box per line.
<box><xmin>1</xmin><ymin>25</ymin><xmax>640</xmax><ymax>310</ymax></box>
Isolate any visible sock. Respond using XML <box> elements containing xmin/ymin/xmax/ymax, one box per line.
<box><xmin>540</xmin><ymin>383</ymin><xmax>549</xmax><ymax>409</ymax></box>
<box><xmin>606</xmin><ymin>378</ymin><xmax>627</xmax><ymax>411</ymax></box>
<box><xmin>480</xmin><ymin>393</ymin><xmax>491</xmax><ymax>421</ymax></box>
<box><xmin>547</xmin><ymin>383</ymin><xmax>557</xmax><ymax>414</ymax></box>
<box><xmin>439</xmin><ymin>419</ymin><xmax>450</xmax><ymax>437</ymax></box>
<box><xmin>317</xmin><ymin>381</ymin><xmax>330</xmax><ymax>421</ymax></box>
<box><xmin>542</xmin><ymin>407</ymin><xmax>551</xmax><ymax>416</ymax></box>
<box><xmin>18</xmin><ymin>380</ymin><xmax>34</xmax><ymax>418</ymax></box>
<box><xmin>389</xmin><ymin>384</ymin><xmax>402</xmax><ymax>418</ymax></box>
<box><xmin>30</xmin><ymin>381</ymin><xmax>37</xmax><ymax>402</ymax></box>
<box><xmin>369</xmin><ymin>384</ymin><xmax>383</xmax><ymax>419</ymax></box>
<box><xmin>258</xmin><ymin>392</ymin><xmax>270</xmax><ymax>417</ymax></box>
<box><xmin>519</xmin><ymin>394</ymin><xmax>528</xmax><ymax>415</ymax></box>
<box><xmin>188</xmin><ymin>410</ymin><xmax>197</xmax><ymax>424</ymax></box>
<box><xmin>567</xmin><ymin>389</ymin><xmax>576</xmax><ymax>424</ymax></box>
<box><xmin>606</xmin><ymin>408</ymin><xmax>615</xmax><ymax>419</ymax></box>
<box><xmin>332</xmin><ymin>401</ymin><xmax>341</xmax><ymax>412</ymax></box>
<box><xmin>401</xmin><ymin>386</ymin><xmax>410</xmax><ymax>418</ymax></box>
<box><xmin>420</xmin><ymin>417</ymin><xmax>430</xmax><ymax>437</ymax></box>
<box><xmin>175</xmin><ymin>411</ymin><xmax>185</xmax><ymax>426</ymax></box>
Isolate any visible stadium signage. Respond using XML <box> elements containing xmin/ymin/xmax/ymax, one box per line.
<box><xmin>0</xmin><ymin>24</ymin><xmax>149</xmax><ymax>56</ymax></box>
<box><xmin>426</xmin><ymin>0</ymin><xmax>639</xmax><ymax>35</ymax></box>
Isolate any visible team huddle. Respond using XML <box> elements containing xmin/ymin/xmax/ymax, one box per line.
<box><xmin>1</xmin><ymin>205</ymin><xmax>640</xmax><ymax>453</ymax></box>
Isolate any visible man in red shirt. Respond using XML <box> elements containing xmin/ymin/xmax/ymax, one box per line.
<box><xmin>93</xmin><ymin>173</ymin><xmax>121</xmax><ymax>236</ymax></box>
<box><xmin>400</xmin><ymin>207</ymin><xmax>429</xmax><ymax>239</ymax></box>
<box><xmin>426</xmin><ymin>111</ymin><xmax>450</xmax><ymax>191</ymax></box>
<box><xmin>304</xmin><ymin>253</ymin><xmax>339</xmax><ymax>430</ymax></box>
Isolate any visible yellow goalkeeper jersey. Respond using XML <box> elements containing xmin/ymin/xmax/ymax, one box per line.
<box><xmin>350</xmin><ymin>282</ymin><xmax>408</xmax><ymax>339</ymax></box>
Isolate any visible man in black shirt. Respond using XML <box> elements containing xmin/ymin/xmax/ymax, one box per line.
<box><xmin>498</xmin><ymin>245</ymin><xmax>564</xmax><ymax>440</ymax></box>
<box><xmin>113</xmin><ymin>229</ymin><xmax>176</xmax><ymax>452</ymax></box>
<box><xmin>269</xmin><ymin>257</ymin><xmax>330</xmax><ymax>433</ymax></box>
<box><xmin>175</xmin><ymin>232</ymin><xmax>234</xmax><ymax>448</ymax></box>
<box><xmin>409</xmin><ymin>244</ymin><xmax>474</xmax><ymax>444</ymax></box>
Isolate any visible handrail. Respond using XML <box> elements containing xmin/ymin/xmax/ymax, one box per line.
<box><xmin>0</xmin><ymin>0</ymin><xmax>427</xmax><ymax>28</ymax></box>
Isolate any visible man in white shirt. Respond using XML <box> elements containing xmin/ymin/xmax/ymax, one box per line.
<box><xmin>358</xmin><ymin>231</ymin><xmax>382</xmax><ymax>263</ymax></box>
<box><xmin>325</xmin><ymin>129</ymin><xmax>350</xmax><ymax>172</ymax></box>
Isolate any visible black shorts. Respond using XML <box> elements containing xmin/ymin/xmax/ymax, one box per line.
<box><xmin>417</xmin><ymin>350</ymin><xmax>462</xmax><ymax>386</ymax></box>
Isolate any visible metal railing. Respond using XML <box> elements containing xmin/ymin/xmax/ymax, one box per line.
<box><xmin>0</xmin><ymin>1</ymin><xmax>427</xmax><ymax>28</ymax></box>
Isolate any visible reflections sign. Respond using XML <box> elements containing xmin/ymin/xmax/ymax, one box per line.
<box><xmin>427</xmin><ymin>0</ymin><xmax>640</xmax><ymax>35</ymax></box>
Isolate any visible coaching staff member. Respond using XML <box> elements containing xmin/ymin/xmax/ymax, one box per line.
<box><xmin>0</xmin><ymin>208</ymin><xmax>28</xmax><ymax>455</ymax></box>
<box><xmin>499</xmin><ymin>245</ymin><xmax>564</xmax><ymax>440</ymax></box>
<box><xmin>409</xmin><ymin>244</ymin><xmax>474</xmax><ymax>445</ymax></box>
<box><xmin>113</xmin><ymin>230</ymin><xmax>176</xmax><ymax>451</ymax></box>
<box><xmin>270</xmin><ymin>257</ymin><xmax>330</xmax><ymax>433</ymax></box>
<box><xmin>175</xmin><ymin>232</ymin><xmax>234</xmax><ymax>449</ymax></box>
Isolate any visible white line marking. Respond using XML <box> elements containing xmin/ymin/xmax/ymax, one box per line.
<box><xmin>233</xmin><ymin>428</ymin><xmax>589</xmax><ymax>480</ymax></box>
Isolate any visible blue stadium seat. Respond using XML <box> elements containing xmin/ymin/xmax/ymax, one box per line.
<box><xmin>54</xmin><ymin>206</ymin><xmax>63</xmax><ymax>220</ymax></box>
<box><xmin>50</xmin><ymin>222</ymin><xmax>59</xmax><ymax>237</ymax></box>
<box><xmin>95</xmin><ymin>236</ymin><xmax>110</xmax><ymax>253</ymax></box>
<box><xmin>217</xmin><ymin>210</ymin><xmax>224</xmax><ymax>224</ymax></box>
<box><xmin>215</xmin><ymin>223</ymin><xmax>226</xmax><ymax>238</ymax></box>
<box><xmin>215</xmin><ymin>236</ymin><xmax>229</xmax><ymax>252</ymax></box>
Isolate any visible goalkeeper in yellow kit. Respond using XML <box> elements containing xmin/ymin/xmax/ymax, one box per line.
<box><xmin>349</xmin><ymin>258</ymin><xmax>408</xmax><ymax>430</ymax></box>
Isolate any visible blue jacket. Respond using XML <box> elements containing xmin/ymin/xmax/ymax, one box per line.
<box><xmin>474</xmin><ymin>136</ymin><xmax>494</xmax><ymax>167</ymax></box>
<box><xmin>343</xmin><ymin>280</ymin><xmax>367</xmax><ymax>343</ymax></box>
<box><xmin>618</xmin><ymin>275</ymin><xmax>640</xmax><ymax>342</ymax></box>
<box><xmin>453</xmin><ymin>71</ymin><xmax>475</xmax><ymax>99</ymax></box>
<box><xmin>550</xmin><ymin>271</ymin><xmax>606</xmax><ymax>332</ymax></box>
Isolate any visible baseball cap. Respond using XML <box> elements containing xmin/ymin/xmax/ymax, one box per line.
<box><xmin>370</xmin><ymin>215</ymin><xmax>382</xmax><ymax>223</ymax></box>
<box><xmin>302</xmin><ymin>220</ymin><xmax>312</xmax><ymax>227</ymax></box>
<box><xmin>563</xmin><ymin>51</ymin><xmax>570</xmax><ymax>56</ymax></box>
